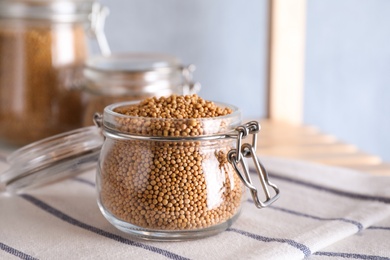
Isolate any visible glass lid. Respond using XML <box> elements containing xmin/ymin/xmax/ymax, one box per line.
<box><xmin>85</xmin><ymin>53</ymin><xmax>182</xmax><ymax>73</ymax></box>
<box><xmin>0</xmin><ymin>126</ymin><xmax>103</xmax><ymax>195</ymax></box>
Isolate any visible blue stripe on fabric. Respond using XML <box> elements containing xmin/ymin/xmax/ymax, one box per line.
<box><xmin>368</xmin><ymin>226</ymin><xmax>390</xmax><ymax>231</ymax></box>
<box><xmin>0</xmin><ymin>242</ymin><xmax>39</xmax><ymax>260</ymax></box>
<box><xmin>314</xmin><ymin>251</ymin><xmax>390</xmax><ymax>260</ymax></box>
<box><xmin>269</xmin><ymin>205</ymin><xmax>364</xmax><ymax>231</ymax></box>
<box><xmin>266</xmin><ymin>171</ymin><xmax>390</xmax><ymax>204</ymax></box>
<box><xmin>227</xmin><ymin>227</ymin><xmax>311</xmax><ymax>258</ymax></box>
<box><xmin>20</xmin><ymin>194</ymin><xmax>189</xmax><ymax>260</ymax></box>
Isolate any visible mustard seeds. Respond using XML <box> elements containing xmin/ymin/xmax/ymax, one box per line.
<box><xmin>0</xmin><ymin>23</ymin><xmax>87</xmax><ymax>145</ymax></box>
<box><xmin>100</xmin><ymin>95</ymin><xmax>243</xmax><ymax>230</ymax></box>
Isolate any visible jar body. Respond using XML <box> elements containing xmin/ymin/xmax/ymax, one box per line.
<box><xmin>0</xmin><ymin>19</ymin><xmax>88</xmax><ymax>145</ymax></box>
<box><xmin>97</xmin><ymin>138</ymin><xmax>243</xmax><ymax>240</ymax></box>
<box><xmin>96</xmin><ymin>101</ymin><xmax>243</xmax><ymax>240</ymax></box>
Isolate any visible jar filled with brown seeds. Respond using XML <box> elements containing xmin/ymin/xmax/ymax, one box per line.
<box><xmin>0</xmin><ymin>0</ymin><xmax>108</xmax><ymax>146</ymax></box>
<box><xmin>96</xmin><ymin>94</ymin><xmax>280</xmax><ymax>241</ymax></box>
<box><xmin>82</xmin><ymin>53</ymin><xmax>200</xmax><ymax>126</ymax></box>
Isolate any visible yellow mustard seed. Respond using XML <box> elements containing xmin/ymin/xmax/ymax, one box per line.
<box><xmin>100</xmin><ymin>94</ymin><xmax>243</xmax><ymax>230</ymax></box>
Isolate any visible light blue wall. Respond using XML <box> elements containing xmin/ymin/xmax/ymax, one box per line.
<box><xmin>98</xmin><ymin>0</ymin><xmax>269</xmax><ymax>118</ymax></box>
<box><xmin>304</xmin><ymin>0</ymin><xmax>390</xmax><ymax>162</ymax></box>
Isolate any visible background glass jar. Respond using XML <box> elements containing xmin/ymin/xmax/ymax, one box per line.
<box><xmin>82</xmin><ymin>53</ymin><xmax>200</xmax><ymax>126</ymax></box>
<box><xmin>0</xmin><ymin>0</ymin><xmax>109</xmax><ymax>146</ymax></box>
<box><xmin>95</xmin><ymin>101</ymin><xmax>279</xmax><ymax>241</ymax></box>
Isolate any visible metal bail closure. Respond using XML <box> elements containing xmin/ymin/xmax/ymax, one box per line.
<box><xmin>228</xmin><ymin>121</ymin><xmax>280</xmax><ymax>209</ymax></box>
<box><xmin>89</xmin><ymin>2</ymin><xmax>111</xmax><ymax>56</ymax></box>
<box><xmin>181</xmin><ymin>64</ymin><xmax>201</xmax><ymax>95</ymax></box>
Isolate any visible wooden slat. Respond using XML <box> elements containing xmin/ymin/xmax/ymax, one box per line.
<box><xmin>259</xmin><ymin>143</ymin><xmax>358</xmax><ymax>156</ymax></box>
<box><xmin>293</xmin><ymin>153</ymin><xmax>382</xmax><ymax>166</ymax></box>
<box><xmin>268</xmin><ymin>0</ymin><xmax>307</xmax><ymax>124</ymax></box>
<box><xmin>253</xmin><ymin>120</ymin><xmax>390</xmax><ymax>176</ymax></box>
<box><xmin>258</xmin><ymin>134</ymin><xmax>337</xmax><ymax>146</ymax></box>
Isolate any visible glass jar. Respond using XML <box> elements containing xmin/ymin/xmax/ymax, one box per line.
<box><xmin>94</xmin><ymin>101</ymin><xmax>280</xmax><ymax>240</ymax></box>
<box><xmin>82</xmin><ymin>53</ymin><xmax>200</xmax><ymax>126</ymax></box>
<box><xmin>0</xmin><ymin>0</ymin><xmax>109</xmax><ymax>146</ymax></box>
<box><xmin>0</xmin><ymin>99</ymin><xmax>280</xmax><ymax>241</ymax></box>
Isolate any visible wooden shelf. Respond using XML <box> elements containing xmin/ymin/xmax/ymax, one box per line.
<box><xmin>252</xmin><ymin>119</ymin><xmax>390</xmax><ymax>176</ymax></box>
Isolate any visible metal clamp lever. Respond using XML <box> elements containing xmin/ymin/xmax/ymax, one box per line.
<box><xmin>228</xmin><ymin>121</ymin><xmax>280</xmax><ymax>209</ymax></box>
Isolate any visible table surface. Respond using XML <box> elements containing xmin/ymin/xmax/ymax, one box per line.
<box><xmin>256</xmin><ymin>119</ymin><xmax>390</xmax><ymax>176</ymax></box>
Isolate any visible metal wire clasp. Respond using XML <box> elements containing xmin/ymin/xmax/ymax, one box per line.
<box><xmin>93</xmin><ymin>113</ymin><xmax>103</xmax><ymax>128</ymax></box>
<box><xmin>228</xmin><ymin>121</ymin><xmax>280</xmax><ymax>209</ymax></box>
<box><xmin>181</xmin><ymin>64</ymin><xmax>201</xmax><ymax>95</ymax></box>
<box><xmin>89</xmin><ymin>3</ymin><xmax>111</xmax><ymax>56</ymax></box>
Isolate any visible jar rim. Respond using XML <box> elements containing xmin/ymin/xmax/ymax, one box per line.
<box><xmin>85</xmin><ymin>53</ymin><xmax>183</xmax><ymax>74</ymax></box>
<box><xmin>105</xmin><ymin>100</ymin><xmax>240</xmax><ymax>121</ymax></box>
<box><xmin>102</xmin><ymin>100</ymin><xmax>242</xmax><ymax>138</ymax></box>
<box><xmin>0</xmin><ymin>0</ymin><xmax>95</xmax><ymax>22</ymax></box>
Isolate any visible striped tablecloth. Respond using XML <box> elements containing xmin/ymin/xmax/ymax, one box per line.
<box><xmin>1</xmin><ymin>152</ymin><xmax>390</xmax><ymax>260</ymax></box>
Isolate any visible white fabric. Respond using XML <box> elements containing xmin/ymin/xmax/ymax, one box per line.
<box><xmin>1</xmin><ymin>154</ymin><xmax>390</xmax><ymax>260</ymax></box>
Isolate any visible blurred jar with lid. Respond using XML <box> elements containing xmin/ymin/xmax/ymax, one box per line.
<box><xmin>82</xmin><ymin>53</ymin><xmax>200</xmax><ymax>126</ymax></box>
<box><xmin>0</xmin><ymin>0</ymin><xmax>110</xmax><ymax>146</ymax></box>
